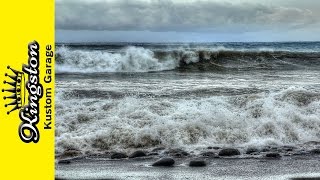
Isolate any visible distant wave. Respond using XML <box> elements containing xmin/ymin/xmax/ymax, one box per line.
<box><xmin>56</xmin><ymin>46</ymin><xmax>320</xmax><ymax>73</ymax></box>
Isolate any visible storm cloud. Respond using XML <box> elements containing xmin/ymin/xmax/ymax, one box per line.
<box><xmin>56</xmin><ymin>0</ymin><xmax>317</xmax><ymax>32</ymax></box>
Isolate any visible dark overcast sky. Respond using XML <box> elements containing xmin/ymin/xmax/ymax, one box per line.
<box><xmin>56</xmin><ymin>0</ymin><xmax>320</xmax><ymax>42</ymax></box>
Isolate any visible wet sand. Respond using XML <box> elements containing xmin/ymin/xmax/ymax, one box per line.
<box><xmin>56</xmin><ymin>155</ymin><xmax>320</xmax><ymax>180</ymax></box>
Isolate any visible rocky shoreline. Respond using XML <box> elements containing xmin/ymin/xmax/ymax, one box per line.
<box><xmin>55</xmin><ymin>146</ymin><xmax>320</xmax><ymax>180</ymax></box>
<box><xmin>56</xmin><ymin>142</ymin><xmax>320</xmax><ymax>167</ymax></box>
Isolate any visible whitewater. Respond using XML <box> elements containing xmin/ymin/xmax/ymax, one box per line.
<box><xmin>55</xmin><ymin>42</ymin><xmax>320</xmax><ymax>155</ymax></box>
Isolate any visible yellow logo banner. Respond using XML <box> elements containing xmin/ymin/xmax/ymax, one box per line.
<box><xmin>0</xmin><ymin>0</ymin><xmax>54</xmax><ymax>179</ymax></box>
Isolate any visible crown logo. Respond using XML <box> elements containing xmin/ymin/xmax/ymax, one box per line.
<box><xmin>2</xmin><ymin>66</ymin><xmax>26</xmax><ymax>115</ymax></box>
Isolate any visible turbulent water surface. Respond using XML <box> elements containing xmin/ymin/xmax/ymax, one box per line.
<box><xmin>55</xmin><ymin>42</ymin><xmax>320</xmax><ymax>155</ymax></box>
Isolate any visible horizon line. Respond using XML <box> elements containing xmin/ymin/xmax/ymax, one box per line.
<box><xmin>55</xmin><ymin>40</ymin><xmax>320</xmax><ymax>44</ymax></box>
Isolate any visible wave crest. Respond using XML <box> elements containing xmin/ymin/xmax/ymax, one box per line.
<box><xmin>56</xmin><ymin>46</ymin><xmax>177</xmax><ymax>73</ymax></box>
<box><xmin>56</xmin><ymin>46</ymin><xmax>320</xmax><ymax>73</ymax></box>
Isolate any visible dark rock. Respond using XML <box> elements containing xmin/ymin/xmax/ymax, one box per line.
<box><xmin>292</xmin><ymin>151</ymin><xmax>309</xmax><ymax>156</ymax></box>
<box><xmin>291</xmin><ymin>178</ymin><xmax>320</xmax><ymax>180</ymax></box>
<box><xmin>200</xmin><ymin>151</ymin><xmax>217</xmax><ymax>157</ymax></box>
<box><xmin>152</xmin><ymin>147</ymin><xmax>166</xmax><ymax>152</ymax></box>
<box><xmin>270</xmin><ymin>147</ymin><xmax>278</xmax><ymax>151</ymax></box>
<box><xmin>310</xmin><ymin>149</ymin><xmax>320</xmax><ymax>154</ymax></box>
<box><xmin>173</xmin><ymin>153</ymin><xmax>184</xmax><ymax>158</ymax></box>
<box><xmin>152</xmin><ymin>157</ymin><xmax>175</xmax><ymax>167</ymax></box>
<box><xmin>165</xmin><ymin>148</ymin><xmax>189</xmax><ymax>157</ymax></box>
<box><xmin>55</xmin><ymin>178</ymin><xmax>68</xmax><ymax>180</ymax></box>
<box><xmin>86</xmin><ymin>152</ymin><xmax>111</xmax><ymax>159</ymax></box>
<box><xmin>58</xmin><ymin>159</ymin><xmax>71</xmax><ymax>164</ymax></box>
<box><xmin>129</xmin><ymin>150</ymin><xmax>147</xmax><ymax>158</ymax></box>
<box><xmin>189</xmin><ymin>160</ymin><xmax>207</xmax><ymax>167</ymax></box>
<box><xmin>111</xmin><ymin>152</ymin><xmax>128</xmax><ymax>159</ymax></box>
<box><xmin>283</xmin><ymin>153</ymin><xmax>292</xmax><ymax>156</ymax></box>
<box><xmin>180</xmin><ymin>151</ymin><xmax>189</xmax><ymax>156</ymax></box>
<box><xmin>60</xmin><ymin>149</ymin><xmax>82</xmax><ymax>158</ymax></box>
<box><xmin>265</xmin><ymin>152</ymin><xmax>281</xmax><ymax>158</ymax></box>
<box><xmin>282</xmin><ymin>145</ymin><xmax>296</xmax><ymax>152</ymax></box>
<box><xmin>207</xmin><ymin>146</ymin><xmax>220</xmax><ymax>150</ymax></box>
<box><xmin>218</xmin><ymin>148</ymin><xmax>240</xmax><ymax>156</ymax></box>
<box><xmin>102</xmin><ymin>151</ymin><xmax>113</xmax><ymax>156</ymax></box>
<box><xmin>261</xmin><ymin>148</ymin><xmax>270</xmax><ymax>152</ymax></box>
<box><xmin>246</xmin><ymin>148</ymin><xmax>259</xmax><ymax>154</ymax></box>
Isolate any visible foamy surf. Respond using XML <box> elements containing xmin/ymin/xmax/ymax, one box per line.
<box><xmin>55</xmin><ymin>87</ymin><xmax>320</xmax><ymax>154</ymax></box>
<box><xmin>55</xmin><ymin>42</ymin><xmax>320</xmax><ymax>155</ymax></box>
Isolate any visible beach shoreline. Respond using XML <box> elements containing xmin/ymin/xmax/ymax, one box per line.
<box><xmin>56</xmin><ymin>154</ymin><xmax>320</xmax><ymax>180</ymax></box>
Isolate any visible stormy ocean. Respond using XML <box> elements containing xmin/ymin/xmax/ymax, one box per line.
<box><xmin>55</xmin><ymin>42</ymin><xmax>320</xmax><ymax>179</ymax></box>
<box><xmin>55</xmin><ymin>41</ymin><xmax>320</xmax><ymax>153</ymax></box>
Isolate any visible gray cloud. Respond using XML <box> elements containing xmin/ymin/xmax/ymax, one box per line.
<box><xmin>56</xmin><ymin>0</ymin><xmax>317</xmax><ymax>32</ymax></box>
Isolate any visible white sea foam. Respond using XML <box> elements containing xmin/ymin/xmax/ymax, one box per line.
<box><xmin>55</xmin><ymin>87</ymin><xmax>320</xmax><ymax>154</ymax></box>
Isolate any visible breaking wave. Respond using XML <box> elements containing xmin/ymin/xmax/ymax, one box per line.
<box><xmin>56</xmin><ymin>46</ymin><xmax>320</xmax><ymax>73</ymax></box>
<box><xmin>55</xmin><ymin>87</ymin><xmax>320</xmax><ymax>154</ymax></box>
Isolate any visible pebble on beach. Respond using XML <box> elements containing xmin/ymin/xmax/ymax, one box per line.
<box><xmin>245</xmin><ymin>147</ymin><xmax>259</xmax><ymax>154</ymax></box>
<box><xmin>200</xmin><ymin>151</ymin><xmax>217</xmax><ymax>158</ymax></box>
<box><xmin>309</xmin><ymin>149</ymin><xmax>320</xmax><ymax>154</ymax></box>
<box><xmin>218</xmin><ymin>148</ymin><xmax>241</xmax><ymax>156</ymax></box>
<box><xmin>60</xmin><ymin>149</ymin><xmax>82</xmax><ymax>158</ymax></box>
<box><xmin>111</xmin><ymin>152</ymin><xmax>128</xmax><ymax>159</ymax></box>
<box><xmin>189</xmin><ymin>160</ymin><xmax>207</xmax><ymax>167</ymax></box>
<box><xmin>58</xmin><ymin>159</ymin><xmax>71</xmax><ymax>164</ymax></box>
<box><xmin>265</xmin><ymin>152</ymin><xmax>281</xmax><ymax>158</ymax></box>
<box><xmin>152</xmin><ymin>157</ymin><xmax>175</xmax><ymax>167</ymax></box>
<box><xmin>129</xmin><ymin>150</ymin><xmax>147</xmax><ymax>158</ymax></box>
